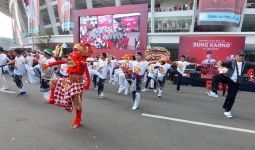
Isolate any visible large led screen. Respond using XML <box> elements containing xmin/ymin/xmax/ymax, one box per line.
<box><xmin>80</xmin><ymin>13</ymin><xmax>140</xmax><ymax>51</ymax></box>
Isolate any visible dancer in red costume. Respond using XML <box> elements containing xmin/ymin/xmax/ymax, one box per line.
<box><xmin>43</xmin><ymin>43</ymin><xmax>92</xmax><ymax>128</ymax></box>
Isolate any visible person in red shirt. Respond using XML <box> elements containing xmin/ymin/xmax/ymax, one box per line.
<box><xmin>43</xmin><ymin>43</ymin><xmax>93</xmax><ymax>128</ymax></box>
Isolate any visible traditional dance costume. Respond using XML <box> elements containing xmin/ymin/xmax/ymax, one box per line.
<box><xmin>43</xmin><ymin>43</ymin><xmax>92</xmax><ymax>128</ymax></box>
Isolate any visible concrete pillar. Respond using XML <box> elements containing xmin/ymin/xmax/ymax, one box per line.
<box><xmin>238</xmin><ymin>0</ymin><xmax>248</xmax><ymax>32</ymax></box>
<box><xmin>190</xmin><ymin>0</ymin><xmax>197</xmax><ymax>32</ymax></box>
<box><xmin>115</xmin><ymin>0</ymin><xmax>121</xmax><ymax>6</ymax></box>
<box><xmin>45</xmin><ymin>0</ymin><xmax>59</xmax><ymax>35</ymax></box>
<box><xmin>86</xmin><ymin>0</ymin><xmax>93</xmax><ymax>8</ymax></box>
<box><xmin>151</xmin><ymin>0</ymin><xmax>155</xmax><ymax>33</ymax></box>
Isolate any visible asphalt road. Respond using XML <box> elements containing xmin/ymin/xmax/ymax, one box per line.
<box><xmin>0</xmin><ymin>75</ymin><xmax>255</xmax><ymax>150</ymax></box>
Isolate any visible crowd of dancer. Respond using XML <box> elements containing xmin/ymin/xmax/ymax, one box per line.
<box><xmin>80</xmin><ymin>24</ymin><xmax>131</xmax><ymax>50</ymax></box>
<box><xmin>0</xmin><ymin>45</ymin><xmax>255</xmax><ymax>129</ymax></box>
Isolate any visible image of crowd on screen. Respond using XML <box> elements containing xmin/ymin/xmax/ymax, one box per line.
<box><xmin>80</xmin><ymin>16</ymin><xmax>140</xmax><ymax>50</ymax></box>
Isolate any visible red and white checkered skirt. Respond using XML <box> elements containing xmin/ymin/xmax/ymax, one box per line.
<box><xmin>53</xmin><ymin>74</ymin><xmax>85</xmax><ymax>112</ymax></box>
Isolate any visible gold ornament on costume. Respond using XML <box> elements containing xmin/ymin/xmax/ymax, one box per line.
<box><xmin>54</xmin><ymin>44</ymin><xmax>64</xmax><ymax>58</ymax></box>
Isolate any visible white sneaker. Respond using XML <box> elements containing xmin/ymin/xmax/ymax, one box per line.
<box><xmin>124</xmin><ymin>90</ymin><xmax>129</xmax><ymax>95</ymax></box>
<box><xmin>158</xmin><ymin>89</ymin><xmax>162</xmax><ymax>98</ymax></box>
<box><xmin>154</xmin><ymin>90</ymin><xmax>157</xmax><ymax>93</ymax></box>
<box><xmin>142</xmin><ymin>88</ymin><xmax>148</xmax><ymax>92</ymax></box>
<box><xmin>118</xmin><ymin>86</ymin><xmax>125</xmax><ymax>93</ymax></box>
<box><xmin>132</xmin><ymin>102</ymin><xmax>139</xmax><ymax>110</ymax></box>
<box><xmin>132</xmin><ymin>93</ymin><xmax>140</xmax><ymax>110</ymax></box>
<box><xmin>224</xmin><ymin>111</ymin><xmax>233</xmax><ymax>119</ymax></box>
<box><xmin>99</xmin><ymin>93</ymin><xmax>105</xmax><ymax>99</ymax></box>
<box><xmin>207</xmin><ymin>91</ymin><xmax>219</xmax><ymax>98</ymax></box>
<box><xmin>1</xmin><ymin>87</ymin><xmax>8</xmax><ymax>90</ymax></box>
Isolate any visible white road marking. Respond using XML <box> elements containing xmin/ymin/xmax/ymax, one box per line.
<box><xmin>0</xmin><ymin>89</ymin><xmax>16</xmax><ymax>94</ymax></box>
<box><xmin>142</xmin><ymin>113</ymin><xmax>255</xmax><ymax>134</ymax></box>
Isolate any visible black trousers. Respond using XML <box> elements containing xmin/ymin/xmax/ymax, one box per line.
<box><xmin>97</xmin><ymin>78</ymin><xmax>105</xmax><ymax>95</ymax></box>
<box><xmin>125</xmin><ymin>74</ymin><xmax>132</xmax><ymax>85</ymax></box>
<box><xmin>176</xmin><ymin>72</ymin><xmax>183</xmax><ymax>91</ymax></box>
<box><xmin>13</xmin><ymin>74</ymin><xmax>23</xmax><ymax>89</ymax></box>
<box><xmin>158</xmin><ymin>76</ymin><xmax>166</xmax><ymax>90</ymax></box>
<box><xmin>145</xmin><ymin>76</ymin><xmax>156</xmax><ymax>89</ymax></box>
<box><xmin>93</xmin><ymin>74</ymin><xmax>98</xmax><ymax>88</ymax></box>
<box><xmin>40</xmin><ymin>79</ymin><xmax>50</xmax><ymax>92</ymax></box>
<box><xmin>169</xmin><ymin>68</ymin><xmax>176</xmax><ymax>81</ymax></box>
<box><xmin>211</xmin><ymin>74</ymin><xmax>228</xmax><ymax>95</ymax></box>
<box><xmin>132</xmin><ymin>78</ymin><xmax>142</xmax><ymax>101</ymax></box>
<box><xmin>223</xmin><ymin>78</ymin><xmax>239</xmax><ymax>112</ymax></box>
<box><xmin>169</xmin><ymin>69</ymin><xmax>183</xmax><ymax>91</ymax></box>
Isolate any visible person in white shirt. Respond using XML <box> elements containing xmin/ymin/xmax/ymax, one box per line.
<box><xmin>93</xmin><ymin>53</ymin><xmax>109</xmax><ymax>98</ymax></box>
<box><xmin>25</xmin><ymin>51</ymin><xmax>36</xmax><ymax>84</ymax></box>
<box><xmin>55</xmin><ymin>55</ymin><xmax>68</xmax><ymax>78</ymax></box>
<box><xmin>215</xmin><ymin>51</ymin><xmax>255</xmax><ymax>118</ymax></box>
<box><xmin>130</xmin><ymin>51</ymin><xmax>149</xmax><ymax>110</ymax></box>
<box><xmin>156</xmin><ymin>58</ymin><xmax>171</xmax><ymax>98</ymax></box>
<box><xmin>0</xmin><ymin>47</ymin><xmax>10</xmax><ymax>90</ymax></box>
<box><xmin>117</xmin><ymin>54</ymin><xmax>134</xmax><ymax>95</ymax></box>
<box><xmin>40</xmin><ymin>48</ymin><xmax>56</xmax><ymax>102</ymax></box>
<box><xmin>172</xmin><ymin>55</ymin><xmax>191</xmax><ymax>92</ymax></box>
<box><xmin>9</xmin><ymin>48</ymin><xmax>27</xmax><ymax>96</ymax></box>
<box><xmin>142</xmin><ymin>63</ymin><xmax>157</xmax><ymax>92</ymax></box>
<box><xmin>109</xmin><ymin>56</ymin><xmax>117</xmax><ymax>84</ymax></box>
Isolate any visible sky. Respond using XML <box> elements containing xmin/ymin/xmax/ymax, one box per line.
<box><xmin>0</xmin><ymin>12</ymin><xmax>13</xmax><ymax>39</ymax></box>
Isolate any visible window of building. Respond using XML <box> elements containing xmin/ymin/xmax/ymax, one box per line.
<box><xmin>53</xmin><ymin>5</ymin><xmax>59</xmax><ymax>22</ymax></box>
<box><xmin>155</xmin><ymin>17</ymin><xmax>191</xmax><ymax>32</ymax></box>
<box><xmin>75</xmin><ymin>0</ymin><xmax>87</xmax><ymax>9</ymax></box>
<box><xmin>40</xmin><ymin>0</ymin><xmax>46</xmax><ymax>6</ymax></box>
<box><xmin>92</xmin><ymin>0</ymin><xmax>115</xmax><ymax>8</ymax></box>
<box><xmin>241</xmin><ymin>14</ymin><xmax>255</xmax><ymax>32</ymax></box>
<box><xmin>58</xmin><ymin>26</ymin><xmax>70</xmax><ymax>35</ymax></box>
<box><xmin>247</xmin><ymin>0</ymin><xmax>255</xmax><ymax>8</ymax></box>
<box><xmin>121</xmin><ymin>0</ymin><xmax>149</xmax><ymax>5</ymax></box>
<box><xmin>41</xmin><ymin>8</ymin><xmax>51</xmax><ymax>25</ymax></box>
<box><xmin>148</xmin><ymin>19</ymin><xmax>151</xmax><ymax>33</ymax></box>
<box><xmin>42</xmin><ymin>28</ymin><xmax>54</xmax><ymax>36</ymax></box>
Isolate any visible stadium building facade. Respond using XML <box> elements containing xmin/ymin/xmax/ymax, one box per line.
<box><xmin>9</xmin><ymin>0</ymin><xmax>255</xmax><ymax>60</ymax></box>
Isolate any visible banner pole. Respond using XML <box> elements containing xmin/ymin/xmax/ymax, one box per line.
<box><xmin>190</xmin><ymin>0</ymin><xmax>197</xmax><ymax>32</ymax></box>
<box><xmin>238</xmin><ymin>0</ymin><xmax>247</xmax><ymax>31</ymax></box>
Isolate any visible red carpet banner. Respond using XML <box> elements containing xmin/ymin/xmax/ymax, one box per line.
<box><xmin>57</xmin><ymin>0</ymin><xmax>74</xmax><ymax>31</ymax></box>
<box><xmin>198</xmin><ymin>0</ymin><xmax>245</xmax><ymax>26</ymax></box>
<box><xmin>23</xmin><ymin>0</ymin><xmax>40</xmax><ymax>34</ymax></box>
<box><xmin>179</xmin><ymin>36</ymin><xmax>245</xmax><ymax>63</ymax></box>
